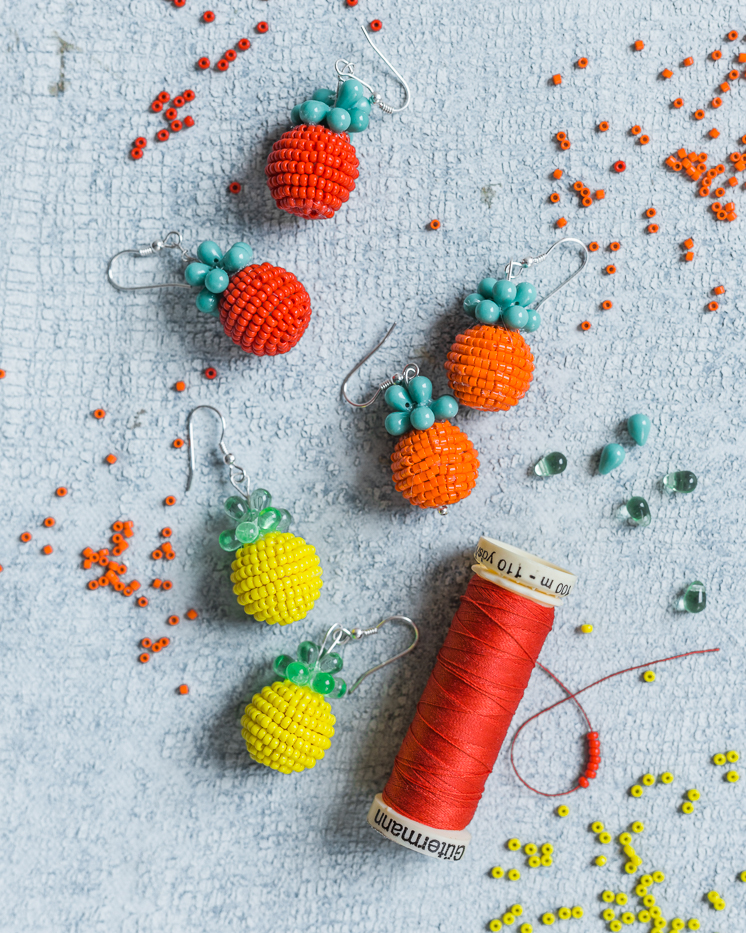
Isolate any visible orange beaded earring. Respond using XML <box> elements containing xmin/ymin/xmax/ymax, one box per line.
<box><xmin>446</xmin><ymin>238</ymin><xmax>588</xmax><ymax>412</ymax></box>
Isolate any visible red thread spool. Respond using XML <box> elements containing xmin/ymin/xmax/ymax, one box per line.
<box><xmin>368</xmin><ymin>538</ymin><xmax>576</xmax><ymax>861</ymax></box>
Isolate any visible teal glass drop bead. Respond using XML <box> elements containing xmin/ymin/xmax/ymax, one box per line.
<box><xmin>224</xmin><ymin>495</ymin><xmax>249</xmax><ymax>521</ymax></box>
<box><xmin>184</xmin><ymin>261</ymin><xmax>210</xmax><ymax>287</ymax></box>
<box><xmin>311</xmin><ymin>88</ymin><xmax>336</xmax><ymax>106</ymax></box>
<box><xmin>680</xmin><ymin>581</ymin><xmax>706</xmax><ymax>613</ymax></box>
<box><xmin>502</xmin><ymin>304</ymin><xmax>529</xmax><ymax>331</ymax></box>
<box><xmin>349</xmin><ymin>97</ymin><xmax>371</xmax><ymax>117</ymax></box>
<box><xmin>599</xmin><ymin>443</ymin><xmax>625</xmax><ymax>474</ymax></box>
<box><xmin>492</xmin><ymin>280</ymin><xmax>517</xmax><ymax>309</ymax></box>
<box><xmin>222</xmin><ymin>243</ymin><xmax>253</xmax><ymax>273</ymax></box>
<box><xmin>430</xmin><ymin>395</ymin><xmax>458</xmax><ymax>421</ymax></box>
<box><xmin>285</xmin><ymin>661</ymin><xmax>310</xmax><ymax>685</ymax></box>
<box><xmin>218</xmin><ymin>528</ymin><xmax>242</xmax><ymax>551</ymax></box>
<box><xmin>318</xmin><ymin>651</ymin><xmax>343</xmax><ymax>675</ymax></box>
<box><xmin>272</xmin><ymin>654</ymin><xmax>293</xmax><ymax>677</ymax></box>
<box><xmin>258</xmin><ymin>507</ymin><xmax>282</xmax><ymax>533</ymax></box>
<box><xmin>534</xmin><ymin>452</ymin><xmax>567</xmax><ymax>476</ymax></box>
<box><xmin>235</xmin><ymin>520</ymin><xmax>260</xmax><ymax>544</ymax></box>
<box><xmin>204</xmin><ymin>267</ymin><xmax>229</xmax><ymax>294</ymax></box>
<box><xmin>196</xmin><ymin>240</ymin><xmax>223</xmax><ymax>265</ymax></box>
<box><xmin>335</xmin><ymin>78</ymin><xmax>366</xmax><ymax>111</ymax></box>
<box><xmin>515</xmin><ymin>282</ymin><xmax>537</xmax><ymax>307</ymax></box>
<box><xmin>463</xmin><ymin>293</ymin><xmax>482</xmax><ymax>318</ymax></box>
<box><xmin>326</xmin><ymin>107</ymin><xmax>351</xmax><ymax>133</ymax></box>
<box><xmin>627</xmin><ymin>413</ymin><xmax>651</xmax><ymax>446</ymax></box>
<box><xmin>524</xmin><ymin>309</ymin><xmax>541</xmax><ymax>333</ymax></box>
<box><xmin>299</xmin><ymin>99</ymin><xmax>330</xmax><ymax>125</ymax></box>
<box><xmin>347</xmin><ymin>107</ymin><xmax>370</xmax><ymax>133</ymax></box>
<box><xmin>328</xmin><ymin>678</ymin><xmax>347</xmax><ymax>699</ymax></box>
<box><xmin>410</xmin><ymin>407</ymin><xmax>435</xmax><ymax>431</ymax></box>
<box><xmin>385</xmin><ymin>411</ymin><xmax>411</xmax><ymax>435</ymax></box>
<box><xmin>290</xmin><ymin>104</ymin><xmax>302</xmax><ymax>125</ymax></box>
<box><xmin>195</xmin><ymin>288</ymin><xmax>219</xmax><ymax>314</ymax></box>
<box><xmin>663</xmin><ymin>470</ymin><xmax>697</xmax><ymax>494</ymax></box>
<box><xmin>298</xmin><ymin>641</ymin><xmax>320</xmax><ymax>667</ymax></box>
<box><xmin>384</xmin><ymin>384</ymin><xmax>413</xmax><ymax>412</ymax></box>
<box><xmin>476</xmin><ymin>299</ymin><xmax>501</xmax><ymax>324</ymax></box>
<box><xmin>407</xmin><ymin>376</ymin><xmax>432</xmax><ymax>405</ymax></box>
<box><xmin>276</xmin><ymin>509</ymin><xmax>292</xmax><ymax>533</ymax></box>
<box><xmin>250</xmin><ymin>488</ymin><xmax>272</xmax><ymax>512</ymax></box>
<box><xmin>623</xmin><ymin>496</ymin><xmax>651</xmax><ymax>527</ymax></box>
<box><xmin>478</xmin><ymin>277</ymin><xmax>498</xmax><ymax>299</ymax></box>
<box><xmin>311</xmin><ymin>672</ymin><xmax>335</xmax><ymax>695</ymax></box>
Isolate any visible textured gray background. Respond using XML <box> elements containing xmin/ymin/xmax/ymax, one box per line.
<box><xmin>1</xmin><ymin>0</ymin><xmax>745</xmax><ymax>930</ymax></box>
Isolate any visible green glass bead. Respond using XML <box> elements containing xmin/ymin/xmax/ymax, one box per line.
<box><xmin>195</xmin><ymin>288</ymin><xmax>219</xmax><ymax>314</ymax></box>
<box><xmin>311</xmin><ymin>88</ymin><xmax>336</xmax><ymax>106</ymax></box>
<box><xmin>534</xmin><ymin>452</ymin><xmax>567</xmax><ymax>476</ymax></box>
<box><xmin>197</xmin><ymin>241</ymin><xmax>223</xmax><ymax>265</ymax></box>
<box><xmin>299</xmin><ymin>99</ymin><xmax>330</xmax><ymax>125</ymax></box>
<box><xmin>222</xmin><ymin>243</ymin><xmax>253</xmax><ymax>273</ymax></box>
<box><xmin>502</xmin><ymin>304</ymin><xmax>529</xmax><ymax>330</ymax></box>
<box><xmin>328</xmin><ymin>678</ymin><xmax>347</xmax><ymax>699</ymax></box>
<box><xmin>218</xmin><ymin>528</ymin><xmax>242</xmax><ymax>551</ymax></box>
<box><xmin>318</xmin><ymin>651</ymin><xmax>343</xmax><ymax>675</ymax></box>
<box><xmin>335</xmin><ymin>78</ymin><xmax>366</xmax><ymax>111</ymax></box>
<box><xmin>430</xmin><ymin>395</ymin><xmax>458</xmax><ymax>421</ymax></box>
<box><xmin>347</xmin><ymin>106</ymin><xmax>370</xmax><ymax>133</ymax></box>
<box><xmin>623</xmin><ymin>496</ymin><xmax>651</xmax><ymax>527</ymax></box>
<box><xmin>524</xmin><ymin>309</ymin><xmax>541</xmax><ymax>332</ymax></box>
<box><xmin>286</xmin><ymin>661</ymin><xmax>310</xmax><ymax>685</ymax></box>
<box><xmin>410</xmin><ymin>407</ymin><xmax>435</xmax><ymax>431</ymax></box>
<box><xmin>276</xmin><ymin>509</ymin><xmax>292</xmax><ymax>533</ymax></box>
<box><xmin>385</xmin><ymin>411</ymin><xmax>411</xmax><ymax>435</ymax></box>
<box><xmin>463</xmin><ymin>293</ymin><xmax>482</xmax><ymax>318</ymax></box>
<box><xmin>663</xmin><ymin>470</ymin><xmax>697</xmax><ymax>494</ymax></box>
<box><xmin>627</xmin><ymin>414</ymin><xmax>651</xmax><ymax>446</ymax></box>
<box><xmin>325</xmin><ymin>107</ymin><xmax>351</xmax><ymax>133</ymax></box>
<box><xmin>408</xmin><ymin>376</ymin><xmax>432</xmax><ymax>404</ymax></box>
<box><xmin>476</xmin><ymin>299</ymin><xmax>501</xmax><ymax>324</ymax></box>
<box><xmin>680</xmin><ymin>581</ymin><xmax>706</xmax><ymax>613</ymax></box>
<box><xmin>204</xmin><ymin>267</ymin><xmax>229</xmax><ymax>294</ymax></box>
<box><xmin>184</xmin><ymin>261</ymin><xmax>209</xmax><ymax>286</ymax></box>
<box><xmin>492</xmin><ymin>280</ymin><xmax>517</xmax><ymax>309</ymax></box>
<box><xmin>384</xmin><ymin>384</ymin><xmax>413</xmax><ymax>412</ymax></box>
<box><xmin>478</xmin><ymin>278</ymin><xmax>498</xmax><ymax>299</ymax></box>
<box><xmin>515</xmin><ymin>282</ymin><xmax>537</xmax><ymax>307</ymax></box>
<box><xmin>250</xmin><ymin>488</ymin><xmax>272</xmax><ymax>512</ymax></box>
<box><xmin>599</xmin><ymin>443</ymin><xmax>625</xmax><ymax>474</ymax></box>
<box><xmin>311</xmin><ymin>672</ymin><xmax>335</xmax><ymax>695</ymax></box>
<box><xmin>298</xmin><ymin>641</ymin><xmax>320</xmax><ymax>666</ymax></box>
<box><xmin>224</xmin><ymin>495</ymin><xmax>249</xmax><ymax>521</ymax></box>
<box><xmin>272</xmin><ymin>654</ymin><xmax>293</xmax><ymax>677</ymax></box>
<box><xmin>235</xmin><ymin>520</ymin><xmax>260</xmax><ymax>544</ymax></box>
<box><xmin>258</xmin><ymin>507</ymin><xmax>282</xmax><ymax>533</ymax></box>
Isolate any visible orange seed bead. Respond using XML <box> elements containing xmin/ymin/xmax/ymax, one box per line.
<box><xmin>577</xmin><ymin>57</ymin><xmax>588</xmax><ymax>68</ymax></box>
<box><xmin>164</xmin><ymin>496</ymin><xmax>176</xmax><ymax>506</ymax></box>
<box><xmin>186</xmin><ymin>609</ymin><xmax>199</xmax><ymax>620</ymax></box>
<box><xmin>178</xmin><ymin>684</ymin><xmax>189</xmax><ymax>694</ymax></box>
<box><xmin>708</xmin><ymin>301</ymin><xmax>719</xmax><ymax>311</ymax></box>
<box><xmin>552</xmin><ymin>168</ymin><xmax>563</xmax><ymax>179</ymax></box>
<box><xmin>601</xmin><ymin>300</ymin><xmax>613</xmax><ymax>310</ymax></box>
<box><xmin>598</xmin><ymin>121</ymin><xmax>609</xmax><ymax>131</ymax></box>
<box><xmin>552</xmin><ymin>74</ymin><xmax>562</xmax><ymax>85</ymax></box>
<box><xmin>588</xmin><ymin>242</ymin><xmax>600</xmax><ymax>251</ymax></box>
<box><xmin>43</xmin><ymin>517</ymin><xmax>55</xmax><ymax>527</ymax></box>
<box><xmin>683</xmin><ymin>56</ymin><xmax>694</xmax><ymax>66</ymax></box>
<box><xmin>595</xmin><ymin>190</ymin><xmax>605</xmax><ymax>199</ymax></box>
<box><xmin>55</xmin><ymin>487</ymin><xmax>68</xmax><ymax>497</ymax></box>
<box><xmin>168</xmin><ymin>615</ymin><xmax>180</xmax><ymax>626</ymax></box>
<box><xmin>428</xmin><ymin>219</ymin><xmax>441</xmax><ymax>230</ymax></box>
<box><xmin>556</xmin><ymin>217</ymin><xmax>567</xmax><ymax>228</ymax></box>
<box><xmin>580</xmin><ymin>320</ymin><xmax>592</xmax><ymax>330</ymax></box>
<box><xmin>661</xmin><ymin>68</ymin><xmax>673</xmax><ymax>79</ymax></box>
<box><xmin>106</xmin><ymin>454</ymin><xmax>117</xmax><ymax>464</ymax></box>
<box><xmin>672</xmin><ymin>98</ymin><xmax>684</xmax><ymax>108</ymax></box>
<box><xmin>684</xmin><ymin>238</ymin><xmax>694</xmax><ymax>249</ymax></box>
<box><xmin>709</xmin><ymin>128</ymin><xmax>720</xmax><ymax>138</ymax></box>
<box><xmin>634</xmin><ymin>40</ymin><xmax>644</xmax><ymax>51</ymax></box>
<box><xmin>93</xmin><ymin>409</ymin><xmax>106</xmax><ymax>419</ymax></box>
<box><xmin>606</xmin><ymin>265</ymin><xmax>616</xmax><ymax>274</ymax></box>
<box><xmin>713</xmin><ymin>285</ymin><xmax>725</xmax><ymax>295</ymax></box>
<box><xmin>139</xmin><ymin>653</ymin><xmax>150</xmax><ymax>663</ymax></box>
<box><xmin>549</xmin><ymin>192</ymin><xmax>560</xmax><ymax>203</ymax></box>
<box><xmin>175</xmin><ymin>381</ymin><xmax>186</xmax><ymax>392</ymax></box>
<box><xmin>137</xmin><ymin>596</ymin><xmax>149</xmax><ymax>607</ymax></box>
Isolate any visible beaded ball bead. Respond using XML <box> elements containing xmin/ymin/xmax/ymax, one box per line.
<box><xmin>445</xmin><ymin>325</ymin><xmax>534</xmax><ymax>411</ymax></box>
<box><xmin>390</xmin><ymin>421</ymin><xmax>479</xmax><ymax>510</ymax></box>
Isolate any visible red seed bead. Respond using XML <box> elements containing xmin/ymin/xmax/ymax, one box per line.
<box><xmin>173</xmin><ymin>95</ymin><xmax>185</xmax><ymax>107</ymax></box>
<box><xmin>157</xmin><ymin>91</ymin><xmax>170</xmax><ymax>103</ymax></box>
<box><xmin>134</xmin><ymin>137</ymin><xmax>147</xmax><ymax>149</ymax></box>
<box><xmin>165</xmin><ymin>107</ymin><xmax>177</xmax><ymax>120</ymax></box>
<box><xmin>613</xmin><ymin>160</ymin><xmax>626</xmax><ymax>172</ymax></box>
<box><xmin>347</xmin><ymin>0</ymin><xmax>358</xmax><ymax>5</ymax></box>
<box><xmin>183</xmin><ymin>90</ymin><xmax>195</xmax><ymax>102</ymax></box>
<box><xmin>202</xmin><ymin>10</ymin><xmax>215</xmax><ymax>22</ymax></box>
<box><xmin>225</xmin><ymin>49</ymin><xmax>237</xmax><ymax>62</ymax></box>
<box><xmin>256</xmin><ymin>21</ymin><xmax>269</xmax><ymax>33</ymax></box>
<box><xmin>204</xmin><ymin>367</ymin><xmax>217</xmax><ymax>379</ymax></box>
<box><xmin>370</xmin><ymin>19</ymin><xmax>382</xmax><ymax>32</ymax></box>
<box><xmin>151</xmin><ymin>101</ymin><xmax>163</xmax><ymax>113</ymax></box>
<box><xmin>173</xmin><ymin>0</ymin><xmax>185</xmax><ymax>6</ymax></box>
<box><xmin>237</xmin><ymin>38</ymin><xmax>251</xmax><ymax>51</ymax></box>
<box><xmin>197</xmin><ymin>57</ymin><xmax>211</xmax><ymax>70</ymax></box>
<box><xmin>216</xmin><ymin>59</ymin><xmax>229</xmax><ymax>71</ymax></box>
<box><xmin>156</xmin><ymin>129</ymin><xmax>169</xmax><ymax>142</ymax></box>
<box><xmin>587</xmin><ymin>732</ymin><xmax>599</xmax><ymax>740</ymax></box>
<box><xmin>585</xmin><ymin>770</ymin><xmax>597</xmax><ymax>779</ymax></box>
<box><xmin>184</xmin><ymin>116</ymin><xmax>195</xmax><ymax>128</ymax></box>
<box><xmin>131</xmin><ymin>148</ymin><xmax>143</xmax><ymax>160</ymax></box>
<box><xmin>171</xmin><ymin>120</ymin><xmax>183</xmax><ymax>132</ymax></box>
<box><xmin>578</xmin><ymin>775</ymin><xmax>590</xmax><ymax>788</ymax></box>
<box><xmin>228</xmin><ymin>181</ymin><xmax>242</xmax><ymax>194</ymax></box>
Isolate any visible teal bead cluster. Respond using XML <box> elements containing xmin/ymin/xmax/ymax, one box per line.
<box><xmin>184</xmin><ymin>240</ymin><xmax>253</xmax><ymax>315</ymax></box>
<box><xmin>291</xmin><ymin>80</ymin><xmax>374</xmax><ymax>134</ymax></box>
<box><xmin>463</xmin><ymin>278</ymin><xmax>541</xmax><ymax>333</ymax></box>
<box><xmin>218</xmin><ymin>488</ymin><xmax>292</xmax><ymax>552</ymax></box>
<box><xmin>384</xmin><ymin>376</ymin><xmax>459</xmax><ymax>436</ymax></box>
<box><xmin>273</xmin><ymin>639</ymin><xmax>347</xmax><ymax>698</ymax></box>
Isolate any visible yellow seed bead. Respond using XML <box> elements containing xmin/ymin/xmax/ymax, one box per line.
<box><xmin>524</xmin><ymin>843</ymin><xmax>538</xmax><ymax>856</ymax></box>
<box><xmin>687</xmin><ymin>788</ymin><xmax>700</xmax><ymax>801</ymax></box>
<box><xmin>489</xmin><ymin>921</ymin><xmax>503</xmax><ymax>932</ymax></box>
<box><xmin>557</xmin><ymin>805</ymin><xmax>570</xmax><ymax>817</ymax></box>
<box><xmin>631</xmin><ymin>821</ymin><xmax>644</xmax><ymax>833</ymax></box>
<box><xmin>714</xmin><ymin>899</ymin><xmax>725</xmax><ymax>910</ymax></box>
<box><xmin>635</xmin><ymin>885</ymin><xmax>648</xmax><ymax>897</ymax></box>
<box><xmin>687</xmin><ymin>920</ymin><xmax>700</xmax><ymax>930</ymax></box>
<box><xmin>502</xmin><ymin>913</ymin><xmax>515</xmax><ymax>926</ymax></box>
<box><xmin>540</xmin><ymin>855</ymin><xmax>553</xmax><ymax>867</ymax></box>
<box><xmin>595</xmin><ymin>856</ymin><xmax>607</xmax><ymax>867</ymax></box>
<box><xmin>621</xmin><ymin>913</ymin><xmax>635</xmax><ymax>926</ymax></box>
<box><xmin>638</xmin><ymin>911</ymin><xmax>651</xmax><ymax>923</ymax></box>
<box><xmin>671</xmin><ymin>920</ymin><xmax>685</xmax><ymax>931</ymax></box>
<box><xmin>681</xmin><ymin>801</ymin><xmax>694</xmax><ymax>814</ymax></box>
<box><xmin>602</xmin><ymin>908</ymin><xmax>616</xmax><ymax>921</ymax></box>
<box><xmin>619</xmin><ymin>833</ymin><xmax>632</xmax><ymax>845</ymax></box>
<box><xmin>541</xmin><ymin>843</ymin><xmax>553</xmax><ymax>855</ymax></box>
<box><xmin>707</xmin><ymin>888</ymin><xmax>720</xmax><ymax>900</ymax></box>
<box><xmin>571</xmin><ymin>907</ymin><xmax>583</xmax><ymax>919</ymax></box>
<box><xmin>580</xmin><ymin>624</ymin><xmax>593</xmax><ymax>633</ymax></box>
<box><xmin>616</xmin><ymin>894</ymin><xmax>628</xmax><ymax>906</ymax></box>
<box><xmin>640</xmin><ymin>875</ymin><xmax>653</xmax><ymax>886</ymax></box>
<box><xmin>610</xmin><ymin>922</ymin><xmax>622</xmax><ymax>932</ymax></box>
<box><xmin>507</xmin><ymin>837</ymin><xmax>521</xmax><ymax>851</ymax></box>
<box><xmin>726</xmin><ymin>769</ymin><xmax>740</xmax><ymax>783</ymax></box>
<box><xmin>653</xmin><ymin>920</ymin><xmax>666</xmax><ymax>931</ymax></box>
<box><xmin>712</xmin><ymin>753</ymin><xmax>726</xmax><ymax>765</ymax></box>
<box><xmin>624</xmin><ymin>861</ymin><xmax>636</xmax><ymax>874</ymax></box>
<box><xmin>491</xmin><ymin>866</ymin><xmax>505</xmax><ymax>879</ymax></box>
<box><xmin>507</xmin><ymin>869</ymin><xmax>521</xmax><ymax>881</ymax></box>
<box><xmin>602</xmin><ymin>891</ymin><xmax>615</xmax><ymax>903</ymax></box>
<box><xmin>652</xmin><ymin>871</ymin><xmax>665</xmax><ymax>883</ymax></box>
<box><xmin>528</xmin><ymin>856</ymin><xmax>541</xmax><ymax>868</ymax></box>
<box><xmin>541</xmin><ymin>914</ymin><xmax>555</xmax><ymax>926</ymax></box>
<box><xmin>741</xmin><ymin>870</ymin><xmax>746</xmax><ymax>882</ymax></box>
<box><xmin>643</xmin><ymin>670</ymin><xmax>656</xmax><ymax>682</ymax></box>
<box><xmin>641</xmin><ymin>773</ymin><xmax>655</xmax><ymax>786</ymax></box>
<box><xmin>660</xmin><ymin>771</ymin><xmax>674</xmax><ymax>784</ymax></box>
<box><xmin>630</xmin><ymin>785</ymin><xmax>644</xmax><ymax>797</ymax></box>
<box><xmin>643</xmin><ymin>895</ymin><xmax>656</xmax><ymax>908</ymax></box>
<box><xmin>519</xmin><ymin>925</ymin><xmax>532</xmax><ymax>933</ymax></box>
<box><xmin>510</xmin><ymin>905</ymin><xmax>523</xmax><ymax>917</ymax></box>
<box><xmin>557</xmin><ymin>908</ymin><xmax>571</xmax><ymax>920</ymax></box>
<box><xmin>726</xmin><ymin>750</ymin><xmax>740</xmax><ymax>763</ymax></box>
<box><xmin>650</xmin><ymin>906</ymin><xmax>662</xmax><ymax>918</ymax></box>
<box><xmin>591</xmin><ymin>821</ymin><xmax>605</xmax><ymax>833</ymax></box>
<box><xmin>599</xmin><ymin>832</ymin><xmax>612</xmax><ymax>844</ymax></box>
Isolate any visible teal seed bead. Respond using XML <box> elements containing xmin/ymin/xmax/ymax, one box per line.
<box><xmin>681</xmin><ymin>581</ymin><xmax>706</xmax><ymax>613</ymax></box>
<box><xmin>347</xmin><ymin>107</ymin><xmax>370</xmax><ymax>133</ymax></box>
<box><xmin>524</xmin><ymin>309</ymin><xmax>541</xmax><ymax>333</ymax></box>
<box><xmin>184</xmin><ymin>262</ymin><xmax>210</xmax><ymax>287</ymax></box>
<box><xmin>410</xmin><ymin>407</ymin><xmax>435</xmax><ymax>431</ymax></box>
<box><xmin>492</xmin><ymin>280</ymin><xmax>517</xmax><ymax>309</ymax></box>
<box><xmin>222</xmin><ymin>243</ymin><xmax>253</xmax><ymax>273</ymax></box>
<box><xmin>598</xmin><ymin>443</ymin><xmax>625</xmax><ymax>474</ymax></box>
<box><xmin>627</xmin><ymin>414</ymin><xmax>651</xmax><ymax>446</ymax></box>
<box><xmin>385</xmin><ymin>384</ymin><xmax>413</xmax><ymax>412</ymax></box>
<box><xmin>335</xmin><ymin>78</ymin><xmax>366</xmax><ymax>111</ymax></box>
<box><xmin>385</xmin><ymin>411</ymin><xmax>411</xmax><ymax>436</ymax></box>
<box><xmin>311</xmin><ymin>88</ymin><xmax>336</xmax><ymax>106</ymax></box>
<box><xmin>290</xmin><ymin>104</ymin><xmax>302</xmax><ymax>125</ymax></box>
<box><xmin>663</xmin><ymin>470</ymin><xmax>697</xmax><ymax>493</ymax></box>
<box><xmin>299</xmin><ymin>99</ymin><xmax>330</xmax><ymax>125</ymax></box>
<box><xmin>286</xmin><ymin>661</ymin><xmax>310</xmax><ymax>685</ymax></box>
<box><xmin>250</xmin><ymin>488</ymin><xmax>272</xmax><ymax>512</ymax></box>
<box><xmin>326</xmin><ymin>107</ymin><xmax>351</xmax><ymax>133</ymax></box>
<box><xmin>204</xmin><ymin>268</ymin><xmax>229</xmax><ymax>294</ymax></box>
<box><xmin>463</xmin><ymin>293</ymin><xmax>482</xmax><ymax>318</ymax></box>
<box><xmin>476</xmin><ymin>300</ymin><xmax>501</xmax><ymax>324</ymax></box>
<box><xmin>224</xmin><ymin>495</ymin><xmax>249</xmax><ymax>521</ymax></box>
<box><xmin>311</xmin><ymin>672</ymin><xmax>335</xmax><ymax>695</ymax></box>
<box><xmin>195</xmin><ymin>288</ymin><xmax>219</xmax><ymax>314</ymax></box>
<box><xmin>430</xmin><ymin>395</ymin><xmax>459</xmax><ymax>421</ymax></box>
<box><xmin>478</xmin><ymin>278</ymin><xmax>498</xmax><ymax>299</ymax></box>
<box><xmin>515</xmin><ymin>282</ymin><xmax>537</xmax><ymax>307</ymax></box>
<box><xmin>235</xmin><ymin>520</ymin><xmax>260</xmax><ymax>545</ymax></box>
<box><xmin>218</xmin><ymin>528</ymin><xmax>242</xmax><ymax>551</ymax></box>
<box><xmin>197</xmin><ymin>241</ymin><xmax>223</xmax><ymax>265</ymax></box>
<box><xmin>408</xmin><ymin>376</ymin><xmax>433</xmax><ymax>404</ymax></box>
<box><xmin>534</xmin><ymin>452</ymin><xmax>567</xmax><ymax>476</ymax></box>
<box><xmin>624</xmin><ymin>496</ymin><xmax>651</xmax><ymax>527</ymax></box>
<box><xmin>502</xmin><ymin>304</ymin><xmax>529</xmax><ymax>330</ymax></box>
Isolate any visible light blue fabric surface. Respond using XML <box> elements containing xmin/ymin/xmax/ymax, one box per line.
<box><xmin>2</xmin><ymin>1</ymin><xmax>745</xmax><ymax>930</ymax></box>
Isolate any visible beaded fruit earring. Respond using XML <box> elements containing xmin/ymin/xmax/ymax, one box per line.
<box><xmin>108</xmin><ymin>231</ymin><xmax>312</xmax><ymax>356</ymax></box>
<box><xmin>342</xmin><ymin>325</ymin><xmax>480</xmax><ymax>514</ymax></box>
<box><xmin>265</xmin><ymin>26</ymin><xmax>410</xmax><ymax>220</ymax></box>
<box><xmin>446</xmin><ymin>238</ymin><xmax>588</xmax><ymax>411</ymax></box>
<box><xmin>242</xmin><ymin>615</ymin><xmax>418</xmax><ymax>774</ymax></box>
<box><xmin>186</xmin><ymin>406</ymin><xmax>323</xmax><ymax>626</ymax></box>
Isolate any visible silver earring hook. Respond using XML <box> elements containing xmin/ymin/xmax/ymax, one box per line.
<box><xmin>334</xmin><ymin>25</ymin><xmax>411</xmax><ymax>114</ymax></box>
<box><xmin>504</xmin><ymin>237</ymin><xmax>588</xmax><ymax>314</ymax></box>
<box><xmin>340</xmin><ymin>323</ymin><xmax>420</xmax><ymax>408</ymax></box>
<box><xmin>318</xmin><ymin>615</ymin><xmax>419</xmax><ymax>695</ymax></box>
<box><xmin>107</xmin><ymin>231</ymin><xmax>196</xmax><ymax>292</ymax></box>
<box><xmin>186</xmin><ymin>405</ymin><xmax>250</xmax><ymax>499</ymax></box>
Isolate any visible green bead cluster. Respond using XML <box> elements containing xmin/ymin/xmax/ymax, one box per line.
<box><xmin>384</xmin><ymin>375</ymin><xmax>458</xmax><ymax>436</ymax></box>
<box><xmin>464</xmin><ymin>278</ymin><xmax>541</xmax><ymax>332</ymax></box>
<box><xmin>291</xmin><ymin>79</ymin><xmax>373</xmax><ymax>134</ymax></box>
<box><xmin>273</xmin><ymin>639</ymin><xmax>347</xmax><ymax>698</ymax></box>
<box><xmin>218</xmin><ymin>488</ymin><xmax>292</xmax><ymax>552</ymax></box>
<box><xmin>184</xmin><ymin>240</ymin><xmax>253</xmax><ymax>315</ymax></box>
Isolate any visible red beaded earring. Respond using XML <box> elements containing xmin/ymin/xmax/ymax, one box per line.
<box><xmin>265</xmin><ymin>26</ymin><xmax>410</xmax><ymax>221</ymax></box>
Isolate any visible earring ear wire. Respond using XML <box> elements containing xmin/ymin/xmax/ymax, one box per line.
<box><xmin>106</xmin><ymin>231</ymin><xmax>194</xmax><ymax>292</ymax></box>
<box><xmin>340</xmin><ymin>323</ymin><xmax>420</xmax><ymax>408</ymax></box>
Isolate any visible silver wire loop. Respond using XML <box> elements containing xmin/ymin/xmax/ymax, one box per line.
<box><xmin>186</xmin><ymin>405</ymin><xmax>250</xmax><ymax>499</ymax></box>
<box><xmin>333</xmin><ymin>25</ymin><xmax>411</xmax><ymax>114</ymax></box>
<box><xmin>319</xmin><ymin>615</ymin><xmax>419</xmax><ymax>695</ymax></box>
<box><xmin>340</xmin><ymin>323</ymin><xmax>420</xmax><ymax>408</ymax></box>
<box><xmin>107</xmin><ymin>231</ymin><xmax>195</xmax><ymax>292</ymax></box>
<box><xmin>504</xmin><ymin>237</ymin><xmax>588</xmax><ymax>314</ymax></box>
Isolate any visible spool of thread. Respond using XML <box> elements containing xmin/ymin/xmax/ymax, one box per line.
<box><xmin>367</xmin><ymin>537</ymin><xmax>576</xmax><ymax>861</ymax></box>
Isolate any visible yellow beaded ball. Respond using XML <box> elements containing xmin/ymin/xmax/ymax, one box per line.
<box><xmin>231</xmin><ymin>531</ymin><xmax>323</xmax><ymax>625</ymax></box>
<box><xmin>241</xmin><ymin>680</ymin><xmax>335</xmax><ymax>773</ymax></box>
